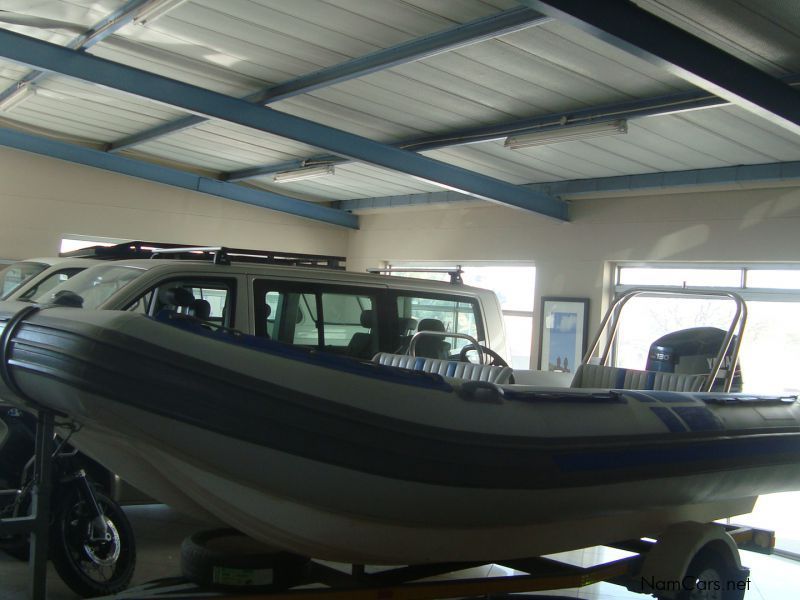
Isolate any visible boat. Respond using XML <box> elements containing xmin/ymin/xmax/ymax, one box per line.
<box><xmin>0</xmin><ymin>294</ymin><xmax>799</xmax><ymax>565</ymax></box>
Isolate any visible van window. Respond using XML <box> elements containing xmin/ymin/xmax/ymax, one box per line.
<box><xmin>0</xmin><ymin>261</ymin><xmax>48</xmax><ymax>299</ymax></box>
<box><xmin>395</xmin><ymin>293</ymin><xmax>482</xmax><ymax>355</ymax></box>
<box><xmin>18</xmin><ymin>267</ymin><xmax>85</xmax><ymax>300</ymax></box>
<box><xmin>255</xmin><ymin>281</ymin><xmax>377</xmax><ymax>358</ymax></box>
<box><xmin>126</xmin><ymin>278</ymin><xmax>235</xmax><ymax>326</ymax></box>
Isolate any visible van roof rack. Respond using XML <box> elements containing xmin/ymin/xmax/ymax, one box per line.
<box><xmin>61</xmin><ymin>241</ymin><xmax>345</xmax><ymax>269</ymax></box>
<box><xmin>61</xmin><ymin>241</ymin><xmax>193</xmax><ymax>260</ymax></box>
<box><xmin>366</xmin><ymin>266</ymin><xmax>463</xmax><ymax>284</ymax></box>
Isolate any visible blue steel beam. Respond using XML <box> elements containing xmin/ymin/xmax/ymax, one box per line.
<box><xmin>223</xmin><ymin>88</ymin><xmax>728</xmax><ymax>182</ymax></box>
<box><xmin>225</xmin><ymin>74</ymin><xmax>800</xmax><ymax>182</ymax></box>
<box><xmin>0</xmin><ymin>127</ymin><xmax>359</xmax><ymax>229</ymax></box>
<box><xmin>107</xmin><ymin>6</ymin><xmax>550</xmax><ymax>152</ymax></box>
<box><xmin>0</xmin><ymin>28</ymin><xmax>568</xmax><ymax>221</ymax></box>
<box><xmin>0</xmin><ymin>0</ymin><xmax>150</xmax><ymax>107</ymax></box>
<box><xmin>521</xmin><ymin>0</ymin><xmax>800</xmax><ymax>137</ymax></box>
<box><xmin>333</xmin><ymin>161</ymin><xmax>800</xmax><ymax>211</ymax></box>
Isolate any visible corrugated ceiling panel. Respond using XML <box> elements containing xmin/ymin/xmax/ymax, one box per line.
<box><xmin>0</xmin><ymin>0</ymin><xmax>797</xmax><ymax>208</ymax></box>
<box><xmin>250</xmin><ymin>161</ymin><xmax>448</xmax><ymax>203</ymax></box>
<box><xmin>636</xmin><ymin>0</ymin><xmax>800</xmax><ymax>74</ymax></box>
<box><xmin>130</xmin><ymin>122</ymin><xmax>323</xmax><ymax>172</ymax></box>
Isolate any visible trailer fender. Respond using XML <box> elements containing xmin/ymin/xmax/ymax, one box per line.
<box><xmin>637</xmin><ymin>521</ymin><xmax>743</xmax><ymax>599</ymax></box>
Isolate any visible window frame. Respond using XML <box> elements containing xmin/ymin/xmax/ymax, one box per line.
<box><xmin>124</xmin><ymin>276</ymin><xmax>238</xmax><ymax>327</ymax></box>
<box><xmin>390</xmin><ymin>289</ymin><xmax>486</xmax><ymax>351</ymax></box>
<box><xmin>252</xmin><ymin>279</ymin><xmax>387</xmax><ymax>354</ymax></box>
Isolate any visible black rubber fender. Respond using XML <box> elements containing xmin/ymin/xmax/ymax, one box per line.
<box><xmin>180</xmin><ymin>528</ymin><xmax>310</xmax><ymax>591</ymax></box>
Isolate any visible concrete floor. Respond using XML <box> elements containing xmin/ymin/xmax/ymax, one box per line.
<box><xmin>1</xmin><ymin>504</ymin><xmax>799</xmax><ymax>599</ymax></box>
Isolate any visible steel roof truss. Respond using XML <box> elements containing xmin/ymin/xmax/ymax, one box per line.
<box><xmin>522</xmin><ymin>0</ymin><xmax>800</xmax><ymax>137</ymax></box>
<box><xmin>0</xmin><ymin>28</ymin><xmax>567</xmax><ymax>221</ymax></box>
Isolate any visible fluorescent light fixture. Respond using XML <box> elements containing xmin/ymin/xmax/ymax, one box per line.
<box><xmin>0</xmin><ymin>84</ymin><xmax>34</xmax><ymax>113</ymax></box>
<box><xmin>273</xmin><ymin>164</ymin><xmax>336</xmax><ymax>183</ymax></box>
<box><xmin>134</xmin><ymin>0</ymin><xmax>190</xmax><ymax>25</ymax></box>
<box><xmin>504</xmin><ymin>119</ymin><xmax>628</xmax><ymax>149</ymax></box>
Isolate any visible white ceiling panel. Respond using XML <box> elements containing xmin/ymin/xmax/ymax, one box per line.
<box><xmin>0</xmin><ymin>0</ymin><xmax>796</xmax><ymax>217</ymax></box>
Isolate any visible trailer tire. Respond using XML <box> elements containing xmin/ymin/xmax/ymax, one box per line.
<box><xmin>181</xmin><ymin>528</ymin><xmax>309</xmax><ymax>591</ymax></box>
<box><xmin>672</xmin><ymin>546</ymin><xmax>747</xmax><ymax>600</ymax></box>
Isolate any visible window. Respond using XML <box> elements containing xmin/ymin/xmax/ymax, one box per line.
<box><xmin>60</xmin><ymin>235</ymin><xmax>128</xmax><ymax>254</ymax></box>
<box><xmin>614</xmin><ymin>264</ymin><xmax>800</xmax><ymax>395</ymax></box>
<box><xmin>385</xmin><ymin>263</ymin><xmax>535</xmax><ymax>368</ymax></box>
<box><xmin>33</xmin><ymin>264</ymin><xmax>146</xmax><ymax>309</ymax></box>
<box><xmin>615</xmin><ymin>263</ymin><xmax>800</xmax><ymax>553</ymax></box>
<box><xmin>0</xmin><ymin>261</ymin><xmax>49</xmax><ymax>299</ymax></box>
<box><xmin>395</xmin><ymin>293</ymin><xmax>481</xmax><ymax>357</ymax></box>
<box><xmin>127</xmin><ymin>279</ymin><xmax>235</xmax><ymax>326</ymax></box>
<box><xmin>18</xmin><ymin>268</ymin><xmax>85</xmax><ymax>300</ymax></box>
<box><xmin>255</xmin><ymin>281</ymin><xmax>378</xmax><ymax>359</ymax></box>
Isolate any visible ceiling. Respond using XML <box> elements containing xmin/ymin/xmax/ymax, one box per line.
<box><xmin>0</xmin><ymin>0</ymin><xmax>798</xmax><ymax>228</ymax></box>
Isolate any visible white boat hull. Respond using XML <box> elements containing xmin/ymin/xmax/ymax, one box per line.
<box><xmin>2</xmin><ymin>306</ymin><xmax>800</xmax><ymax>562</ymax></box>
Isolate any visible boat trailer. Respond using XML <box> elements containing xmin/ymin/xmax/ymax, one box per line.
<box><xmin>106</xmin><ymin>522</ymin><xmax>774</xmax><ymax>600</ymax></box>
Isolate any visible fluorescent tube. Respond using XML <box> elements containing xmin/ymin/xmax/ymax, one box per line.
<box><xmin>273</xmin><ymin>165</ymin><xmax>336</xmax><ymax>183</ymax></box>
<box><xmin>505</xmin><ymin>119</ymin><xmax>628</xmax><ymax>149</ymax></box>
<box><xmin>0</xmin><ymin>84</ymin><xmax>34</xmax><ymax>113</ymax></box>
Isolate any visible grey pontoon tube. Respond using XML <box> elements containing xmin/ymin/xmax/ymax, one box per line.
<box><xmin>408</xmin><ymin>330</ymin><xmax>485</xmax><ymax>364</ymax></box>
<box><xmin>583</xmin><ymin>287</ymin><xmax>747</xmax><ymax>393</ymax></box>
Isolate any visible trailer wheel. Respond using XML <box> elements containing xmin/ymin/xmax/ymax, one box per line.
<box><xmin>181</xmin><ymin>528</ymin><xmax>309</xmax><ymax>591</ymax></box>
<box><xmin>673</xmin><ymin>546</ymin><xmax>747</xmax><ymax>600</ymax></box>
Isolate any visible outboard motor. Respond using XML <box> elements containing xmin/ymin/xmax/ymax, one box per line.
<box><xmin>646</xmin><ymin>327</ymin><xmax>743</xmax><ymax>392</ymax></box>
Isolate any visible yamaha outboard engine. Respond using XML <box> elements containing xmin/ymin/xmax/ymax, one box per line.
<box><xmin>646</xmin><ymin>327</ymin><xmax>743</xmax><ymax>392</ymax></box>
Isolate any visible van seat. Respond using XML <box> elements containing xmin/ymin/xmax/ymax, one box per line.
<box><xmin>373</xmin><ymin>353</ymin><xmax>513</xmax><ymax>385</ymax></box>
<box><xmin>570</xmin><ymin>363</ymin><xmax>707</xmax><ymax>392</ymax></box>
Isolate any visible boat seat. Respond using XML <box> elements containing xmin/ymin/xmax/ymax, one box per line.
<box><xmin>570</xmin><ymin>363</ymin><xmax>707</xmax><ymax>392</ymax></box>
<box><xmin>372</xmin><ymin>352</ymin><xmax>514</xmax><ymax>385</ymax></box>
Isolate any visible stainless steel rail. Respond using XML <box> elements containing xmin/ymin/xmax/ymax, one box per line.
<box><xmin>584</xmin><ymin>287</ymin><xmax>747</xmax><ymax>393</ymax></box>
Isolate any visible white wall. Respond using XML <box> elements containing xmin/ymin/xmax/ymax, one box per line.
<box><xmin>346</xmin><ymin>184</ymin><xmax>800</xmax><ymax>367</ymax></box>
<box><xmin>4</xmin><ymin>145</ymin><xmax>800</xmax><ymax>369</ymax></box>
<box><xmin>0</xmin><ymin>147</ymin><xmax>348</xmax><ymax>259</ymax></box>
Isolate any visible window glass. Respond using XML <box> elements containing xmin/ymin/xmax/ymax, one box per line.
<box><xmin>746</xmin><ymin>269</ymin><xmax>800</xmax><ymax>290</ymax></box>
<box><xmin>187</xmin><ymin>286</ymin><xmax>229</xmax><ymax>320</ymax></box>
<box><xmin>614</xmin><ymin>296</ymin><xmax>737</xmax><ymax>370</ymax></box>
<box><xmin>135</xmin><ymin>280</ymin><xmax>233</xmax><ymax>325</ymax></box>
<box><xmin>387</xmin><ymin>263</ymin><xmax>534</xmax><ymax>367</ymax></box>
<box><xmin>293</xmin><ymin>293</ymin><xmax>319</xmax><ymax>346</ymax></box>
<box><xmin>18</xmin><ymin>268</ymin><xmax>85</xmax><ymax>300</ymax></box>
<box><xmin>320</xmin><ymin>293</ymin><xmax>372</xmax><ymax>348</ymax></box>
<box><xmin>0</xmin><ymin>261</ymin><xmax>48</xmax><ymax>299</ymax></box>
<box><xmin>618</xmin><ymin>267</ymin><xmax>740</xmax><ymax>287</ymax></box>
<box><xmin>396</xmin><ymin>294</ymin><xmax>480</xmax><ymax>356</ymax></box>
<box><xmin>256</xmin><ymin>282</ymin><xmax>377</xmax><ymax>358</ymax></box>
<box><xmin>34</xmin><ymin>264</ymin><xmax>145</xmax><ymax>309</ymax></box>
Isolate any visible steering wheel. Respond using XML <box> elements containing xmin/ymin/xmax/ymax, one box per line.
<box><xmin>458</xmin><ymin>344</ymin><xmax>509</xmax><ymax>368</ymax></box>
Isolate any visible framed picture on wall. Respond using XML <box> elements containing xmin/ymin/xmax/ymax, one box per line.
<box><xmin>538</xmin><ymin>297</ymin><xmax>589</xmax><ymax>373</ymax></box>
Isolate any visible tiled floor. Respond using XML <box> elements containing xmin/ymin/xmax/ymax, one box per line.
<box><xmin>1</xmin><ymin>504</ymin><xmax>799</xmax><ymax>599</ymax></box>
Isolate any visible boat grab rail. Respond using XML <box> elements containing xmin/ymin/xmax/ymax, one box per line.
<box><xmin>408</xmin><ymin>330</ymin><xmax>485</xmax><ymax>363</ymax></box>
<box><xmin>586</xmin><ymin>287</ymin><xmax>747</xmax><ymax>393</ymax></box>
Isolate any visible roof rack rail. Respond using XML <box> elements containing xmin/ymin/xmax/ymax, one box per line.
<box><xmin>61</xmin><ymin>241</ymin><xmax>346</xmax><ymax>270</ymax></box>
<box><xmin>367</xmin><ymin>266</ymin><xmax>463</xmax><ymax>284</ymax></box>
<box><xmin>151</xmin><ymin>246</ymin><xmax>346</xmax><ymax>269</ymax></box>
<box><xmin>60</xmin><ymin>241</ymin><xmax>194</xmax><ymax>260</ymax></box>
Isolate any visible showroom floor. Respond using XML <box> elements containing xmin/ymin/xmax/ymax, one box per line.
<box><xmin>1</xmin><ymin>504</ymin><xmax>799</xmax><ymax>599</ymax></box>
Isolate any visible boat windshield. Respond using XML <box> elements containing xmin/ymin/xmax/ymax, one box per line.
<box><xmin>32</xmin><ymin>264</ymin><xmax>146</xmax><ymax>309</ymax></box>
<box><xmin>0</xmin><ymin>261</ymin><xmax>49</xmax><ymax>300</ymax></box>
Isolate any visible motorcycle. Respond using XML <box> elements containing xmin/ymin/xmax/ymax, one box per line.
<box><xmin>0</xmin><ymin>404</ymin><xmax>136</xmax><ymax>597</ymax></box>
